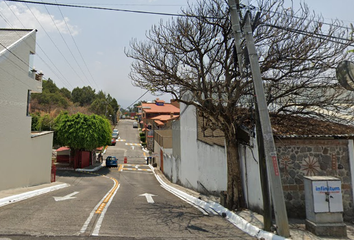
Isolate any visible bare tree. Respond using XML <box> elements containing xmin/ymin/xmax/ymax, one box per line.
<box><xmin>126</xmin><ymin>0</ymin><xmax>353</xmax><ymax>210</ymax></box>
<box><xmin>255</xmin><ymin>1</ymin><xmax>354</xmax><ymax>124</ymax></box>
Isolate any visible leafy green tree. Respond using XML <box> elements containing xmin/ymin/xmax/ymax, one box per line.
<box><xmin>30</xmin><ymin>112</ymin><xmax>40</xmax><ymax>131</ymax></box>
<box><xmin>52</xmin><ymin>111</ymin><xmax>69</xmax><ymax>146</ymax></box>
<box><xmin>37</xmin><ymin>114</ymin><xmax>53</xmax><ymax>131</ymax></box>
<box><xmin>31</xmin><ymin>79</ymin><xmax>69</xmax><ymax>111</ymax></box>
<box><xmin>110</xmin><ymin>98</ymin><xmax>119</xmax><ymax>112</ymax></box>
<box><xmin>71</xmin><ymin>86</ymin><xmax>96</xmax><ymax>106</ymax></box>
<box><xmin>59</xmin><ymin>87</ymin><xmax>71</xmax><ymax>100</ymax></box>
<box><xmin>95</xmin><ymin>90</ymin><xmax>106</xmax><ymax>100</ymax></box>
<box><xmin>89</xmin><ymin>92</ymin><xmax>119</xmax><ymax>123</ymax></box>
<box><xmin>89</xmin><ymin>98</ymin><xmax>114</xmax><ymax>116</ymax></box>
<box><xmin>56</xmin><ymin>113</ymin><xmax>111</xmax><ymax>151</ymax></box>
<box><xmin>42</xmin><ymin>78</ymin><xmax>59</xmax><ymax>93</ymax></box>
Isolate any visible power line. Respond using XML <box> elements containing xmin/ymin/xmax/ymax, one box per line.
<box><xmin>242</xmin><ymin>6</ymin><xmax>354</xmax><ymax>47</ymax></box>
<box><xmin>24</xmin><ymin>2</ymin><xmax>87</xmax><ymax>86</ymax></box>
<box><xmin>41</xmin><ymin>1</ymin><xmax>94</xmax><ymax>87</ymax></box>
<box><xmin>261</xmin><ymin>7</ymin><xmax>353</xmax><ymax>32</ymax></box>
<box><xmin>5</xmin><ymin>0</ymin><xmax>221</xmax><ymax>19</ymax></box>
<box><xmin>5</xmin><ymin>0</ymin><xmax>190</xmax><ymax>17</ymax></box>
<box><xmin>126</xmin><ymin>90</ymin><xmax>149</xmax><ymax>109</ymax></box>
<box><xmin>262</xmin><ymin>23</ymin><xmax>354</xmax><ymax>48</ymax></box>
<box><xmin>54</xmin><ymin>0</ymin><xmax>99</xmax><ymax>89</ymax></box>
<box><xmin>2</xmin><ymin>1</ymin><xmax>73</xmax><ymax>89</ymax></box>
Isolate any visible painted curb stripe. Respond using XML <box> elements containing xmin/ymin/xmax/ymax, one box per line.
<box><xmin>0</xmin><ymin>183</ymin><xmax>69</xmax><ymax>208</ymax></box>
<box><xmin>149</xmin><ymin>165</ymin><xmax>289</xmax><ymax>240</ymax></box>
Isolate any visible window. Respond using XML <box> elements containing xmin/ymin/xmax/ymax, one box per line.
<box><xmin>26</xmin><ymin>90</ymin><xmax>31</xmax><ymax>116</ymax></box>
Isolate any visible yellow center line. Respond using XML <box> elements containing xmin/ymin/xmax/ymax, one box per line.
<box><xmin>95</xmin><ymin>178</ymin><xmax>119</xmax><ymax>214</ymax></box>
<box><xmin>118</xmin><ymin>164</ymin><xmax>123</xmax><ymax>172</ymax></box>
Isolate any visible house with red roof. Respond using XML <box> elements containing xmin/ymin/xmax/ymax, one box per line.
<box><xmin>139</xmin><ymin>98</ymin><xmax>180</xmax><ymax>151</ymax></box>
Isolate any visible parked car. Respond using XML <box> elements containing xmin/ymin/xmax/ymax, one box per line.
<box><xmin>113</xmin><ymin>129</ymin><xmax>119</xmax><ymax>134</ymax></box>
<box><xmin>112</xmin><ymin>132</ymin><xmax>118</xmax><ymax>139</ymax></box>
<box><xmin>106</xmin><ymin>156</ymin><xmax>118</xmax><ymax>167</ymax></box>
<box><xmin>110</xmin><ymin>138</ymin><xmax>116</xmax><ymax>146</ymax></box>
<box><xmin>133</xmin><ymin>122</ymin><xmax>138</xmax><ymax>128</ymax></box>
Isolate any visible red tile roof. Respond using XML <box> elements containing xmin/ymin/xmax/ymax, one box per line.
<box><xmin>56</xmin><ymin>147</ymin><xmax>70</xmax><ymax>152</ymax></box>
<box><xmin>151</xmin><ymin>115</ymin><xmax>179</xmax><ymax>121</ymax></box>
<box><xmin>154</xmin><ymin>120</ymin><xmax>165</xmax><ymax>126</ymax></box>
<box><xmin>142</xmin><ymin>102</ymin><xmax>180</xmax><ymax>114</ymax></box>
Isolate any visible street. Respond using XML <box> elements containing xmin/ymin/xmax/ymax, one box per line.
<box><xmin>0</xmin><ymin>119</ymin><xmax>254</xmax><ymax>239</ymax></box>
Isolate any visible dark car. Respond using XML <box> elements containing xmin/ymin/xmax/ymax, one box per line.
<box><xmin>106</xmin><ymin>156</ymin><xmax>118</xmax><ymax>167</ymax></box>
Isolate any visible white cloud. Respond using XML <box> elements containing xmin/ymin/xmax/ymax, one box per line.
<box><xmin>0</xmin><ymin>2</ymin><xmax>79</xmax><ymax>36</ymax></box>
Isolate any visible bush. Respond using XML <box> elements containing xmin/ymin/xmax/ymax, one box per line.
<box><xmin>30</xmin><ymin>112</ymin><xmax>40</xmax><ymax>131</ymax></box>
<box><xmin>140</xmin><ymin>136</ymin><xmax>146</xmax><ymax>143</ymax></box>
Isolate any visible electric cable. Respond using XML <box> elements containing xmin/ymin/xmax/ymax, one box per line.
<box><xmin>126</xmin><ymin>90</ymin><xmax>149</xmax><ymax>109</ymax></box>
<box><xmin>1</xmin><ymin>2</ymin><xmax>73</xmax><ymax>88</ymax></box>
<box><xmin>41</xmin><ymin>0</ymin><xmax>94</xmax><ymax>88</ymax></box>
<box><xmin>54</xmin><ymin>0</ymin><xmax>99</xmax><ymax>89</ymax></box>
<box><xmin>5</xmin><ymin>0</ymin><xmax>222</xmax><ymax>19</ymax></box>
<box><xmin>24</xmin><ymin>2</ymin><xmax>87</xmax><ymax>86</ymax></box>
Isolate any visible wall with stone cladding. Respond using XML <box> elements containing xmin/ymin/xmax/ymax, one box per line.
<box><xmin>276</xmin><ymin>139</ymin><xmax>354</xmax><ymax>220</ymax></box>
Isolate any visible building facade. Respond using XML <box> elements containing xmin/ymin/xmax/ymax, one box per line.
<box><xmin>0</xmin><ymin>29</ymin><xmax>53</xmax><ymax>191</ymax></box>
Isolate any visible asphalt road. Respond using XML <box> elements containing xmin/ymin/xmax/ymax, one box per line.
<box><xmin>0</xmin><ymin>119</ymin><xmax>255</xmax><ymax>239</ymax></box>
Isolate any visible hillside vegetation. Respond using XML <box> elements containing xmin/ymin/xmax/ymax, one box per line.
<box><xmin>30</xmin><ymin>78</ymin><xmax>119</xmax><ymax>131</ymax></box>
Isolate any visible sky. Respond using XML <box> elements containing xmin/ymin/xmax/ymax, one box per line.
<box><xmin>0</xmin><ymin>0</ymin><xmax>354</xmax><ymax>108</ymax></box>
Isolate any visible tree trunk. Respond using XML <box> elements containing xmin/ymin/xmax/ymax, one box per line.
<box><xmin>225</xmin><ymin>136</ymin><xmax>246</xmax><ymax>210</ymax></box>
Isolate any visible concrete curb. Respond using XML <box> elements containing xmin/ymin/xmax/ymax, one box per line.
<box><xmin>0</xmin><ymin>183</ymin><xmax>69</xmax><ymax>208</ymax></box>
<box><xmin>149</xmin><ymin>165</ymin><xmax>289</xmax><ymax>240</ymax></box>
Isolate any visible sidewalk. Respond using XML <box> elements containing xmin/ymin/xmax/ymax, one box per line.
<box><xmin>151</xmin><ymin>166</ymin><xmax>354</xmax><ymax>240</ymax></box>
<box><xmin>1</xmin><ymin>163</ymin><xmax>354</xmax><ymax>240</ymax></box>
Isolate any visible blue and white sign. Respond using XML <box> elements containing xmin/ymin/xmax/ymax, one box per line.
<box><xmin>312</xmin><ymin>180</ymin><xmax>343</xmax><ymax>213</ymax></box>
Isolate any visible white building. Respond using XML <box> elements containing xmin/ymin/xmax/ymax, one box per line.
<box><xmin>0</xmin><ymin>29</ymin><xmax>53</xmax><ymax>191</ymax></box>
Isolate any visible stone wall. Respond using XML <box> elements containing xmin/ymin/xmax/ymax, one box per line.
<box><xmin>276</xmin><ymin>139</ymin><xmax>353</xmax><ymax>220</ymax></box>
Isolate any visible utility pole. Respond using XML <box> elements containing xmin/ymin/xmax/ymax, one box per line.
<box><xmin>255</xmin><ymin>102</ymin><xmax>272</xmax><ymax>231</ymax></box>
<box><xmin>228</xmin><ymin>1</ymin><xmax>290</xmax><ymax>237</ymax></box>
<box><xmin>228</xmin><ymin>0</ymin><xmax>243</xmax><ymax>75</ymax></box>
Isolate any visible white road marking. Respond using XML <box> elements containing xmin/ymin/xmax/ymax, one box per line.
<box><xmin>125</xmin><ymin>143</ymin><xmax>141</xmax><ymax>146</ymax></box>
<box><xmin>92</xmin><ymin>184</ymin><xmax>120</xmax><ymax>236</ymax></box>
<box><xmin>139</xmin><ymin>193</ymin><xmax>157</xmax><ymax>203</ymax></box>
<box><xmin>80</xmin><ymin>176</ymin><xmax>120</xmax><ymax>236</ymax></box>
<box><xmin>53</xmin><ymin>191</ymin><xmax>79</xmax><ymax>201</ymax></box>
